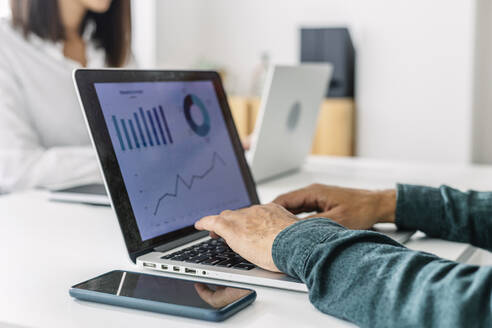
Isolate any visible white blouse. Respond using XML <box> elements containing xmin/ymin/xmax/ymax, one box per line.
<box><xmin>0</xmin><ymin>19</ymin><xmax>126</xmax><ymax>193</ymax></box>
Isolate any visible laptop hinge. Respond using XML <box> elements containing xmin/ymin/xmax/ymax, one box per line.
<box><xmin>153</xmin><ymin>230</ymin><xmax>209</xmax><ymax>253</ymax></box>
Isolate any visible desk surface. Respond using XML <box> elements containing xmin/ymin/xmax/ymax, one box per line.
<box><xmin>3</xmin><ymin>156</ymin><xmax>492</xmax><ymax>328</ymax></box>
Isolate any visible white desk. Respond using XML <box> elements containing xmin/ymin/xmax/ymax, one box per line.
<box><xmin>2</xmin><ymin>156</ymin><xmax>492</xmax><ymax>328</ymax></box>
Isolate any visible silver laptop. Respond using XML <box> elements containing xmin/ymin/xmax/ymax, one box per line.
<box><xmin>49</xmin><ymin>184</ymin><xmax>110</xmax><ymax>206</ymax></box>
<box><xmin>247</xmin><ymin>64</ymin><xmax>333</xmax><ymax>183</ymax></box>
<box><xmin>74</xmin><ymin>69</ymin><xmax>307</xmax><ymax>292</ymax></box>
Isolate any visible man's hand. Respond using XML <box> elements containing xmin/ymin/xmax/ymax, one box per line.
<box><xmin>273</xmin><ymin>184</ymin><xmax>396</xmax><ymax>230</ymax></box>
<box><xmin>195</xmin><ymin>203</ymin><xmax>298</xmax><ymax>272</ymax></box>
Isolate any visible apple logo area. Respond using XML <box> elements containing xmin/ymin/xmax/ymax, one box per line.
<box><xmin>287</xmin><ymin>101</ymin><xmax>301</xmax><ymax>131</ymax></box>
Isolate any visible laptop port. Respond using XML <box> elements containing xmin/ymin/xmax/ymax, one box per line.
<box><xmin>185</xmin><ymin>268</ymin><xmax>196</xmax><ymax>274</ymax></box>
<box><xmin>202</xmin><ymin>271</ymin><xmax>206</xmax><ymax>275</ymax></box>
<box><xmin>173</xmin><ymin>266</ymin><xmax>180</xmax><ymax>272</ymax></box>
<box><xmin>161</xmin><ymin>264</ymin><xmax>168</xmax><ymax>270</ymax></box>
<box><xmin>143</xmin><ymin>262</ymin><xmax>156</xmax><ymax>268</ymax></box>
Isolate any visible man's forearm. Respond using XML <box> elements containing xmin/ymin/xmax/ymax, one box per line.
<box><xmin>396</xmin><ymin>184</ymin><xmax>492</xmax><ymax>251</ymax></box>
<box><xmin>273</xmin><ymin>218</ymin><xmax>492</xmax><ymax>327</ymax></box>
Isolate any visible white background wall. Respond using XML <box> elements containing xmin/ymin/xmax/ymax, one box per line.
<box><xmin>1</xmin><ymin>1</ymin><xmax>482</xmax><ymax>163</ymax></box>
<box><xmin>144</xmin><ymin>0</ymin><xmax>480</xmax><ymax>164</ymax></box>
<box><xmin>0</xmin><ymin>1</ymin><xmax>9</xmax><ymax>18</ymax></box>
<box><xmin>131</xmin><ymin>0</ymin><xmax>157</xmax><ymax>68</ymax></box>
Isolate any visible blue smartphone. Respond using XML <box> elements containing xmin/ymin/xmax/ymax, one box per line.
<box><xmin>69</xmin><ymin>270</ymin><xmax>256</xmax><ymax>322</ymax></box>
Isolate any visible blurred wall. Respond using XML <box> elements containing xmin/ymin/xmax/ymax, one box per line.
<box><xmin>0</xmin><ymin>1</ymin><xmax>9</xmax><ymax>18</ymax></box>
<box><xmin>1</xmin><ymin>1</ymin><xmax>485</xmax><ymax>163</ymax></box>
<box><xmin>131</xmin><ymin>0</ymin><xmax>157</xmax><ymax>68</ymax></box>
<box><xmin>143</xmin><ymin>0</ymin><xmax>478</xmax><ymax>164</ymax></box>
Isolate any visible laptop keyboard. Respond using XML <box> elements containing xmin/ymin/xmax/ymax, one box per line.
<box><xmin>160</xmin><ymin>238</ymin><xmax>256</xmax><ymax>270</ymax></box>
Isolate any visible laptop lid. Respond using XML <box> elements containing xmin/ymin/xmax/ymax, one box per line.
<box><xmin>248</xmin><ymin>64</ymin><xmax>333</xmax><ymax>182</ymax></box>
<box><xmin>74</xmin><ymin>70</ymin><xmax>259</xmax><ymax>262</ymax></box>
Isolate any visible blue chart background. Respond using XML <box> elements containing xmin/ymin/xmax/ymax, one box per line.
<box><xmin>94</xmin><ymin>81</ymin><xmax>252</xmax><ymax>241</ymax></box>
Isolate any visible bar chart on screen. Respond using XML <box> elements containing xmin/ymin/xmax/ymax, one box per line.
<box><xmin>112</xmin><ymin>105</ymin><xmax>174</xmax><ymax>151</ymax></box>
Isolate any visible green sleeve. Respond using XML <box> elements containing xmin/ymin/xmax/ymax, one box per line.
<box><xmin>273</xmin><ymin>218</ymin><xmax>492</xmax><ymax>327</ymax></box>
<box><xmin>396</xmin><ymin>184</ymin><xmax>492</xmax><ymax>251</ymax></box>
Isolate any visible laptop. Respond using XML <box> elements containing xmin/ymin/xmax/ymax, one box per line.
<box><xmin>247</xmin><ymin>64</ymin><xmax>333</xmax><ymax>183</ymax></box>
<box><xmin>49</xmin><ymin>184</ymin><xmax>110</xmax><ymax>206</ymax></box>
<box><xmin>74</xmin><ymin>69</ymin><xmax>307</xmax><ymax>292</ymax></box>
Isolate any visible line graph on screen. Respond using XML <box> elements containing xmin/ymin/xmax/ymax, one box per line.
<box><xmin>153</xmin><ymin>152</ymin><xmax>227</xmax><ymax>215</ymax></box>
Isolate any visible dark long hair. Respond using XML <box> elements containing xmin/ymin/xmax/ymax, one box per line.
<box><xmin>10</xmin><ymin>0</ymin><xmax>131</xmax><ymax>67</ymax></box>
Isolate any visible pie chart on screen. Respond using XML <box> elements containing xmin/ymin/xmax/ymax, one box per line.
<box><xmin>183</xmin><ymin>94</ymin><xmax>211</xmax><ymax>137</ymax></box>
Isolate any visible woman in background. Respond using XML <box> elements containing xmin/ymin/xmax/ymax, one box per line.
<box><xmin>0</xmin><ymin>0</ymin><xmax>132</xmax><ymax>193</ymax></box>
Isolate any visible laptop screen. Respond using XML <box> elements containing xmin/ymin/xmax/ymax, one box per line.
<box><xmin>94</xmin><ymin>81</ymin><xmax>252</xmax><ymax>241</ymax></box>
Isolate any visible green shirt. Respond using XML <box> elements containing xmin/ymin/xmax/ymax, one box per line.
<box><xmin>272</xmin><ymin>184</ymin><xmax>492</xmax><ymax>328</ymax></box>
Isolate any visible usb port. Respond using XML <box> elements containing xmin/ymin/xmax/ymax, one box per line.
<box><xmin>161</xmin><ymin>264</ymin><xmax>168</xmax><ymax>270</ymax></box>
<box><xmin>185</xmin><ymin>268</ymin><xmax>196</xmax><ymax>274</ymax></box>
<box><xmin>173</xmin><ymin>266</ymin><xmax>180</xmax><ymax>272</ymax></box>
<box><xmin>143</xmin><ymin>262</ymin><xmax>156</xmax><ymax>268</ymax></box>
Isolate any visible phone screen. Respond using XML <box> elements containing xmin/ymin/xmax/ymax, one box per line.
<box><xmin>73</xmin><ymin>271</ymin><xmax>254</xmax><ymax>310</ymax></box>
